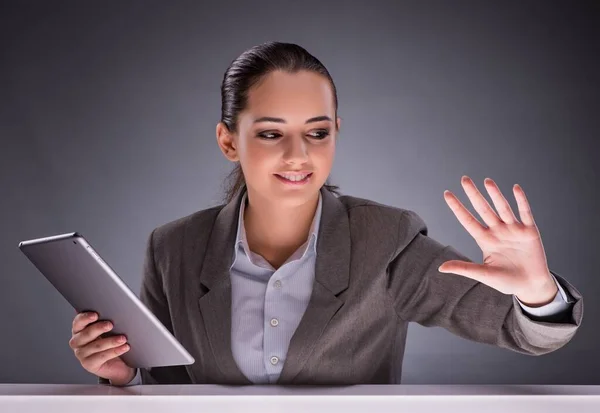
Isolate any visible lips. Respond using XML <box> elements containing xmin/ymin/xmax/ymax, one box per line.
<box><xmin>277</xmin><ymin>172</ymin><xmax>311</xmax><ymax>177</ymax></box>
<box><xmin>274</xmin><ymin>172</ymin><xmax>313</xmax><ymax>185</ymax></box>
<box><xmin>274</xmin><ymin>171</ymin><xmax>313</xmax><ymax>176</ymax></box>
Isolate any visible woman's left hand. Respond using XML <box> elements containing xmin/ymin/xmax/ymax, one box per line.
<box><xmin>438</xmin><ymin>175</ymin><xmax>558</xmax><ymax>307</ymax></box>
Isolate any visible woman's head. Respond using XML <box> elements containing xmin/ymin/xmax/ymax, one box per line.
<box><xmin>216</xmin><ymin>41</ymin><xmax>341</xmax><ymax>205</ymax></box>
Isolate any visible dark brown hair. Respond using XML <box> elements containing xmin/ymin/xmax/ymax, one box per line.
<box><xmin>219</xmin><ymin>41</ymin><xmax>342</xmax><ymax>204</ymax></box>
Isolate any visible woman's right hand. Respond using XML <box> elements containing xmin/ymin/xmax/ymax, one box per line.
<box><xmin>69</xmin><ymin>311</ymin><xmax>136</xmax><ymax>386</ymax></box>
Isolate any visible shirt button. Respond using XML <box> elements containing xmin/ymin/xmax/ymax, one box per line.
<box><xmin>270</xmin><ymin>318</ymin><xmax>279</xmax><ymax>327</ymax></box>
<box><xmin>273</xmin><ymin>280</ymin><xmax>282</xmax><ymax>288</ymax></box>
<box><xmin>270</xmin><ymin>356</ymin><xmax>279</xmax><ymax>365</ymax></box>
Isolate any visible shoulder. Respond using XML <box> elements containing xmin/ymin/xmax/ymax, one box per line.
<box><xmin>337</xmin><ymin>193</ymin><xmax>429</xmax><ymax>250</ymax></box>
<box><xmin>146</xmin><ymin>192</ymin><xmax>431</xmax><ymax>255</ymax></box>
<box><xmin>149</xmin><ymin>204</ymin><xmax>224</xmax><ymax>251</ymax></box>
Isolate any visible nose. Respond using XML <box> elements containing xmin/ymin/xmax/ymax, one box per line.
<box><xmin>282</xmin><ymin>135</ymin><xmax>309</xmax><ymax>165</ymax></box>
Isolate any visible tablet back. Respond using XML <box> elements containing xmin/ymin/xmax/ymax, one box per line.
<box><xmin>18</xmin><ymin>232</ymin><xmax>195</xmax><ymax>368</ymax></box>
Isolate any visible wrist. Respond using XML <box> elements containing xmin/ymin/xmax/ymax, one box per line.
<box><xmin>108</xmin><ymin>367</ymin><xmax>136</xmax><ymax>386</ymax></box>
<box><xmin>516</xmin><ymin>279</ymin><xmax>559</xmax><ymax>307</ymax></box>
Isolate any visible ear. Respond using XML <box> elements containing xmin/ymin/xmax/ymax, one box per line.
<box><xmin>216</xmin><ymin>122</ymin><xmax>239</xmax><ymax>162</ymax></box>
<box><xmin>336</xmin><ymin>117</ymin><xmax>341</xmax><ymax>132</ymax></box>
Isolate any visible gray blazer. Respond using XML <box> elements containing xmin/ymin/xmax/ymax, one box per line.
<box><xmin>99</xmin><ymin>185</ymin><xmax>583</xmax><ymax>385</ymax></box>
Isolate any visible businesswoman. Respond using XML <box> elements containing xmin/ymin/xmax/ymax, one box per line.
<box><xmin>69</xmin><ymin>42</ymin><xmax>583</xmax><ymax>386</ymax></box>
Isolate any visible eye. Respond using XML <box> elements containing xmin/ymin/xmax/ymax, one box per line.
<box><xmin>256</xmin><ymin>129</ymin><xmax>330</xmax><ymax>140</ymax></box>
<box><xmin>257</xmin><ymin>131</ymin><xmax>282</xmax><ymax>140</ymax></box>
<box><xmin>309</xmin><ymin>129</ymin><xmax>330</xmax><ymax>139</ymax></box>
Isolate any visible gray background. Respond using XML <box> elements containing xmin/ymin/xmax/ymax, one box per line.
<box><xmin>1</xmin><ymin>0</ymin><xmax>598</xmax><ymax>385</ymax></box>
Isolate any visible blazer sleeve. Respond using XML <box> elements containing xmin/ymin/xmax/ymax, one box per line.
<box><xmin>386</xmin><ymin>210</ymin><xmax>584</xmax><ymax>356</ymax></box>
<box><xmin>98</xmin><ymin>228</ymin><xmax>192</xmax><ymax>385</ymax></box>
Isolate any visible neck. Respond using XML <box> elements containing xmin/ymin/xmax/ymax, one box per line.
<box><xmin>243</xmin><ymin>188</ymin><xmax>319</xmax><ymax>255</ymax></box>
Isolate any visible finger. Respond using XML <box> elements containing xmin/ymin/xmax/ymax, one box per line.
<box><xmin>443</xmin><ymin>190</ymin><xmax>487</xmax><ymax>240</ymax></box>
<box><xmin>513</xmin><ymin>184</ymin><xmax>536</xmax><ymax>226</ymax></box>
<box><xmin>438</xmin><ymin>260</ymin><xmax>498</xmax><ymax>283</ymax></box>
<box><xmin>80</xmin><ymin>343</ymin><xmax>131</xmax><ymax>372</ymax></box>
<box><xmin>69</xmin><ymin>320</ymin><xmax>113</xmax><ymax>350</ymax></box>
<box><xmin>483</xmin><ymin>178</ymin><xmax>518</xmax><ymax>224</ymax></box>
<box><xmin>460</xmin><ymin>176</ymin><xmax>503</xmax><ymax>227</ymax></box>
<box><xmin>72</xmin><ymin>312</ymin><xmax>98</xmax><ymax>335</ymax></box>
<box><xmin>75</xmin><ymin>334</ymin><xmax>128</xmax><ymax>361</ymax></box>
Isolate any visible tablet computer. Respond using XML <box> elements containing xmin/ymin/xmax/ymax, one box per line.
<box><xmin>18</xmin><ymin>232</ymin><xmax>195</xmax><ymax>368</ymax></box>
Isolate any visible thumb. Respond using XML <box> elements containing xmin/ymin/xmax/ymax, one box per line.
<box><xmin>438</xmin><ymin>260</ymin><xmax>490</xmax><ymax>283</ymax></box>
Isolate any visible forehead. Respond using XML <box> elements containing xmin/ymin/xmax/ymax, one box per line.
<box><xmin>243</xmin><ymin>70</ymin><xmax>334</xmax><ymax>121</ymax></box>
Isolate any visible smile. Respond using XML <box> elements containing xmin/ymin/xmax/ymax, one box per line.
<box><xmin>274</xmin><ymin>173</ymin><xmax>312</xmax><ymax>185</ymax></box>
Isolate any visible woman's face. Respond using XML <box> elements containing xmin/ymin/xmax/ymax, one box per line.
<box><xmin>217</xmin><ymin>69</ymin><xmax>340</xmax><ymax>207</ymax></box>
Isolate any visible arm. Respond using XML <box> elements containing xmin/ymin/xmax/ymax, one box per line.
<box><xmin>386</xmin><ymin>211</ymin><xmax>583</xmax><ymax>355</ymax></box>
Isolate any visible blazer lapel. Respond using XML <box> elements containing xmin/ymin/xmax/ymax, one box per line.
<box><xmin>276</xmin><ymin>187</ymin><xmax>351</xmax><ymax>384</ymax></box>
<box><xmin>197</xmin><ymin>185</ymin><xmax>351</xmax><ymax>385</ymax></box>
<box><xmin>197</xmin><ymin>185</ymin><xmax>252</xmax><ymax>384</ymax></box>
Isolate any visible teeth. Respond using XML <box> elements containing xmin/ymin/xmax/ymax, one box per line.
<box><xmin>280</xmin><ymin>174</ymin><xmax>309</xmax><ymax>182</ymax></box>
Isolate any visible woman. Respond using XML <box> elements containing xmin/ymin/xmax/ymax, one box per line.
<box><xmin>68</xmin><ymin>42</ymin><xmax>583</xmax><ymax>386</ymax></box>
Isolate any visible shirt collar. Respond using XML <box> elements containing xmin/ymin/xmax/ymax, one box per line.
<box><xmin>234</xmin><ymin>189</ymin><xmax>323</xmax><ymax>261</ymax></box>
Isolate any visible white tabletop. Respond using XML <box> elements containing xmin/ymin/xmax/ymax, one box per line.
<box><xmin>1</xmin><ymin>384</ymin><xmax>599</xmax><ymax>412</ymax></box>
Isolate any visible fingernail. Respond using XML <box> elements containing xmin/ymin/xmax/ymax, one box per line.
<box><xmin>88</xmin><ymin>313</ymin><xmax>97</xmax><ymax>320</ymax></box>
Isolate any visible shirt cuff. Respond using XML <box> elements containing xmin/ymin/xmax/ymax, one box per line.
<box><xmin>515</xmin><ymin>271</ymin><xmax>572</xmax><ymax>317</ymax></box>
<box><xmin>109</xmin><ymin>368</ymin><xmax>141</xmax><ymax>386</ymax></box>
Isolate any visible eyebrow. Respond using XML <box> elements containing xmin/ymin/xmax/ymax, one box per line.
<box><xmin>253</xmin><ymin>115</ymin><xmax>332</xmax><ymax>124</ymax></box>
